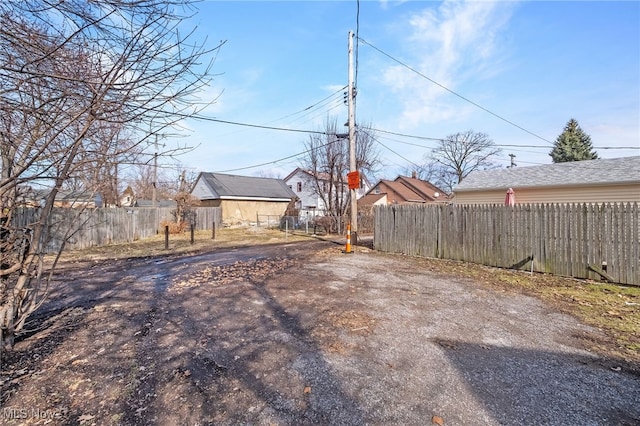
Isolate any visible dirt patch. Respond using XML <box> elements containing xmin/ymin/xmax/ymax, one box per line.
<box><xmin>1</xmin><ymin>240</ymin><xmax>639</xmax><ymax>425</ymax></box>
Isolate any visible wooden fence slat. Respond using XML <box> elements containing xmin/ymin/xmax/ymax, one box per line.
<box><xmin>374</xmin><ymin>202</ymin><xmax>639</xmax><ymax>286</ymax></box>
<box><xmin>12</xmin><ymin>206</ymin><xmax>221</xmax><ymax>252</ymax></box>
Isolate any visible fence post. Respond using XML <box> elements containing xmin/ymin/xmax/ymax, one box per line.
<box><xmin>190</xmin><ymin>223</ymin><xmax>194</xmax><ymax>244</ymax></box>
<box><xmin>212</xmin><ymin>220</ymin><xmax>216</xmax><ymax>240</ymax></box>
<box><xmin>164</xmin><ymin>225</ymin><xmax>169</xmax><ymax>250</ymax></box>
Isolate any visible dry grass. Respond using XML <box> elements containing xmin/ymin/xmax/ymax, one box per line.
<box><xmin>55</xmin><ymin>227</ymin><xmax>314</xmax><ymax>262</ymax></box>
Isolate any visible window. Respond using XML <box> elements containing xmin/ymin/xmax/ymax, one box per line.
<box><xmin>297</xmin><ymin>182</ymin><xmax>302</xmax><ymax>192</ymax></box>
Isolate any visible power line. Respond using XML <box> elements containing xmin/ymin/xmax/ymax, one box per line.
<box><xmin>374</xmin><ymin>128</ymin><xmax>444</xmax><ymax>142</ymax></box>
<box><xmin>187</xmin><ymin>113</ymin><xmax>638</xmax><ymax>152</ymax></box>
<box><xmin>375</xmin><ymin>139</ymin><xmax>423</xmax><ymax>170</ymax></box>
<box><xmin>214</xmin><ymin>134</ymin><xmax>346</xmax><ymax>173</ymax></box>
<box><xmin>374</xmin><ymin>127</ymin><xmax>637</xmax><ymax>150</ymax></box>
<box><xmin>262</xmin><ymin>85</ymin><xmax>347</xmax><ymax>127</ymax></box>
<box><xmin>177</xmin><ymin>111</ymin><xmax>638</xmax><ymax>173</ymax></box>
<box><xmin>355</xmin><ymin>0</ymin><xmax>360</xmax><ymax>94</ymax></box>
<box><xmin>357</xmin><ymin>37</ymin><xmax>554</xmax><ymax>146</ymax></box>
<box><xmin>189</xmin><ymin>116</ymin><xmax>328</xmax><ymax>135</ymax></box>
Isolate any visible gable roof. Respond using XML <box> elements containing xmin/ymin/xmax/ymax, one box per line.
<box><xmin>455</xmin><ymin>156</ymin><xmax>640</xmax><ymax>192</ymax></box>
<box><xmin>194</xmin><ymin>172</ymin><xmax>295</xmax><ymax>201</ymax></box>
<box><xmin>367</xmin><ymin>176</ymin><xmax>447</xmax><ymax>203</ymax></box>
<box><xmin>358</xmin><ymin>193</ymin><xmax>387</xmax><ymax>206</ymax></box>
<box><xmin>394</xmin><ymin>176</ymin><xmax>448</xmax><ymax>201</ymax></box>
<box><xmin>367</xmin><ymin>180</ymin><xmax>424</xmax><ymax>203</ymax></box>
<box><xmin>284</xmin><ymin>167</ymin><xmax>372</xmax><ymax>187</ymax></box>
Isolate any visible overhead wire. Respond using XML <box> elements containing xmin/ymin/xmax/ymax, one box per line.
<box><xmin>357</xmin><ymin>37</ymin><xmax>555</xmax><ymax>146</ymax></box>
<box><xmin>290</xmin><ymin>97</ymin><xmax>345</xmax><ymax>126</ymax></box>
<box><xmin>184</xmin><ymin>112</ymin><xmax>638</xmax><ymax>173</ymax></box>
<box><xmin>355</xmin><ymin>0</ymin><xmax>360</xmax><ymax>102</ymax></box>
<box><xmin>263</xmin><ymin>86</ymin><xmax>347</xmax><ymax>127</ymax></box>
<box><xmin>375</xmin><ymin>139</ymin><xmax>423</xmax><ymax>171</ymax></box>
<box><xmin>214</xmin><ymin>133</ymin><xmax>346</xmax><ymax>173</ymax></box>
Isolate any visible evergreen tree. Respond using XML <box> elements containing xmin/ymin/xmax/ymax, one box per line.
<box><xmin>549</xmin><ymin>119</ymin><xmax>598</xmax><ymax>163</ymax></box>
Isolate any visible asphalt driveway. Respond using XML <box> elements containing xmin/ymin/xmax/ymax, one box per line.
<box><xmin>1</xmin><ymin>240</ymin><xmax>638</xmax><ymax>425</ymax></box>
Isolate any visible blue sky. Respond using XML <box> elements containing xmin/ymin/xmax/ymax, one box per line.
<box><xmin>167</xmin><ymin>0</ymin><xmax>639</xmax><ymax>180</ymax></box>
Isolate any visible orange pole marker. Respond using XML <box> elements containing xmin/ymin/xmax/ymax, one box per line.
<box><xmin>344</xmin><ymin>222</ymin><xmax>352</xmax><ymax>253</ymax></box>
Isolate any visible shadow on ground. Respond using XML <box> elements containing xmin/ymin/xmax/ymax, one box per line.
<box><xmin>434</xmin><ymin>338</ymin><xmax>640</xmax><ymax>425</ymax></box>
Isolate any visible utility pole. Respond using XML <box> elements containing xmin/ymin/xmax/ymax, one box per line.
<box><xmin>347</xmin><ymin>30</ymin><xmax>357</xmax><ymax>246</ymax></box>
<box><xmin>509</xmin><ymin>153</ymin><xmax>517</xmax><ymax>168</ymax></box>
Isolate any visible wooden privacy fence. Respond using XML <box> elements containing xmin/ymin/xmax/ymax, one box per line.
<box><xmin>374</xmin><ymin>203</ymin><xmax>639</xmax><ymax>286</ymax></box>
<box><xmin>12</xmin><ymin>207</ymin><xmax>221</xmax><ymax>253</ymax></box>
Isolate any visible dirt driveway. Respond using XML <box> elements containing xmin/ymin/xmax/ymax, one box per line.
<box><xmin>1</xmin><ymin>239</ymin><xmax>639</xmax><ymax>425</ymax></box>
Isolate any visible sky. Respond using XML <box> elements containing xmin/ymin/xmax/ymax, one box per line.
<box><xmin>163</xmin><ymin>0</ymin><xmax>640</xmax><ymax>181</ymax></box>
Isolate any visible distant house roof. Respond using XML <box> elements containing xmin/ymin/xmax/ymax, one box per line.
<box><xmin>284</xmin><ymin>167</ymin><xmax>372</xmax><ymax>187</ymax></box>
<box><xmin>358</xmin><ymin>193</ymin><xmax>387</xmax><ymax>206</ymax></box>
<box><xmin>135</xmin><ymin>199</ymin><xmax>177</xmax><ymax>208</ymax></box>
<box><xmin>366</xmin><ymin>176</ymin><xmax>448</xmax><ymax>204</ymax></box>
<box><xmin>394</xmin><ymin>176</ymin><xmax>447</xmax><ymax>201</ymax></box>
<box><xmin>455</xmin><ymin>156</ymin><xmax>640</xmax><ymax>192</ymax></box>
<box><xmin>193</xmin><ymin>172</ymin><xmax>295</xmax><ymax>201</ymax></box>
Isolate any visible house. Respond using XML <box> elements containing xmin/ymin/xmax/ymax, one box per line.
<box><xmin>120</xmin><ymin>186</ymin><xmax>135</xmax><ymax>207</ymax></box>
<box><xmin>357</xmin><ymin>193</ymin><xmax>388</xmax><ymax>215</ymax></box>
<box><xmin>23</xmin><ymin>189</ymin><xmax>103</xmax><ymax>208</ymax></box>
<box><xmin>191</xmin><ymin>172</ymin><xmax>295</xmax><ymax>226</ymax></box>
<box><xmin>363</xmin><ymin>174</ymin><xmax>448</xmax><ymax>209</ymax></box>
<box><xmin>283</xmin><ymin>167</ymin><xmax>371</xmax><ymax>218</ymax></box>
<box><xmin>453</xmin><ymin>156</ymin><xmax>640</xmax><ymax>204</ymax></box>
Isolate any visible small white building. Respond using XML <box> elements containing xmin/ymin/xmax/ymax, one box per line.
<box><xmin>283</xmin><ymin>168</ymin><xmax>371</xmax><ymax>219</ymax></box>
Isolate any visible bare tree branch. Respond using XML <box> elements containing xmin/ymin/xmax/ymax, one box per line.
<box><xmin>426</xmin><ymin>130</ymin><xmax>501</xmax><ymax>193</ymax></box>
<box><xmin>0</xmin><ymin>0</ymin><xmax>222</xmax><ymax>357</ymax></box>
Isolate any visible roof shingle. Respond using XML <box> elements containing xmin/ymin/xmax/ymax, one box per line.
<box><xmin>197</xmin><ymin>172</ymin><xmax>295</xmax><ymax>200</ymax></box>
<box><xmin>455</xmin><ymin>156</ymin><xmax>640</xmax><ymax>192</ymax></box>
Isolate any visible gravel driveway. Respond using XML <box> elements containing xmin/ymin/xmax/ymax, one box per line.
<box><xmin>1</xmin><ymin>240</ymin><xmax>638</xmax><ymax>425</ymax></box>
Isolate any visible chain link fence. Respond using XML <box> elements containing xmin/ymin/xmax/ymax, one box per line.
<box><xmin>278</xmin><ymin>214</ymin><xmax>374</xmax><ymax>236</ymax></box>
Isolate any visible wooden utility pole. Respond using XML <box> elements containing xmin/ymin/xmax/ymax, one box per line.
<box><xmin>347</xmin><ymin>30</ymin><xmax>357</xmax><ymax>246</ymax></box>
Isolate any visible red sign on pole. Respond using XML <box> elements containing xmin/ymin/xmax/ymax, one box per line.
<box><xmin>347</xmin><ymin>171</ymin><xmax>360</xmax><ymax>190</ymax></box>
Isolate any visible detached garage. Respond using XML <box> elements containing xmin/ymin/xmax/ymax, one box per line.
<box><xmin>191</xmin><ymin>172</ymin><xmax>295</xmax><ymax>226</ymax></box>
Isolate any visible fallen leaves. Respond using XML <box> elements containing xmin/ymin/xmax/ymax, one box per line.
<box><xmin>327</xmin><ymin>310</ymin><xmax>377</xmax><ymax>334</ymax></box>
<box><xmin>171</xmin><ymin>258</ymin><xmax>297</xmax><ymax>290</ymax></box>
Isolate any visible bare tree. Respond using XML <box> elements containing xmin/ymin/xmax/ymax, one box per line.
<box><xmin>0</xmin><ymin>0</ymin><xmax>222</xmax><ymax>358</ymax></box>
<box><xmin>427</xmin><ymin>130</ymin><xmax>500</xmax><ymax>193</ymax></box>
<box><xmin>299</xmin><ymin>118</ymin><xmax>379</xmax><ymax>231</ymax></box>
<box><xmin>64</xmin><ymin>125</ymin><xmax>142</xmax><ymax>206</ymax></box>
<box><xmin>172</xmin><ymin>170</ymin><xmax>200</xmax><ymax>230</ymax></box>
<box><xmin>126</xmin><ymin>164</ymin><xmax>177</xmax><ymax>202</ymax></box>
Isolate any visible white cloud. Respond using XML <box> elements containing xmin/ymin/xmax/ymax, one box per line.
<box><xmin>381</xmin><ymin>0</ymin><xmax>515</xmax><ymax>128</ymax></box>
